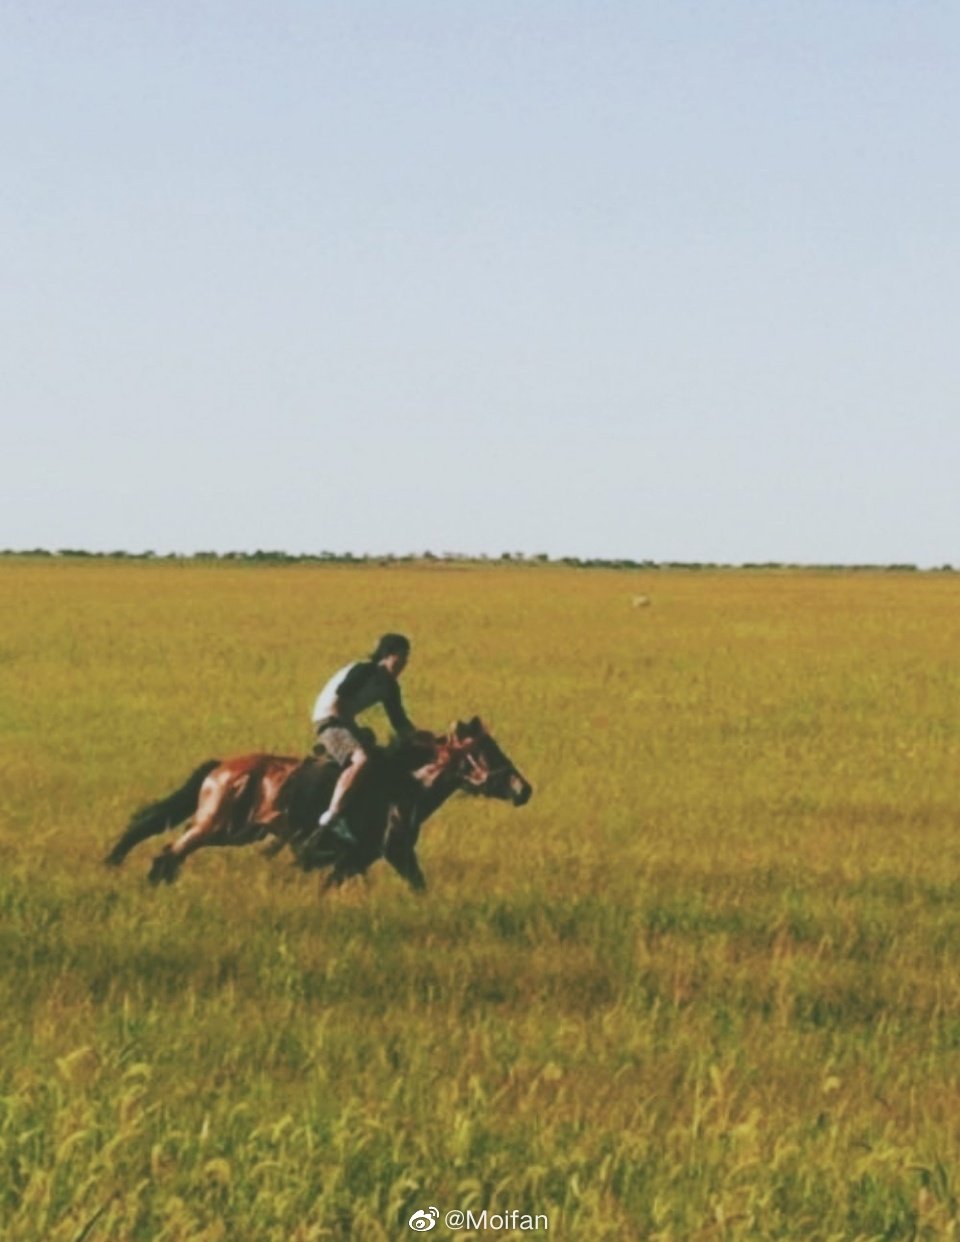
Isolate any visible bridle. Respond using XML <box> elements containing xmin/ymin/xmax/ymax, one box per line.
<box><xmin>445</xmin><ymin>733</ymin><xmax>515</xmax><ymax>791</ymax></box>
<box><xmin>408</xmin><ymin>724</ymin><xmax>516</xmax><ymax>794</ymax></box>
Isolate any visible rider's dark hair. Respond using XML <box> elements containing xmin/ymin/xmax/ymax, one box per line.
<box><xmin>371</xmin><ymin>632</ymin><xmax>411</xmax><ymax>662</ymax></box>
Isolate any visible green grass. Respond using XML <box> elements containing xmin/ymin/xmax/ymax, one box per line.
<box><xmin>2</xmin><ymin>560</ymin><xmax>960</xmax><ymax>1239</ymax></box>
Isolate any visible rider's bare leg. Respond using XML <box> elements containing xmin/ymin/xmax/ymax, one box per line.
<box><xmin>319</xmin><ymin>748</ymin><xmax>369</xmax><ymax>828</ymax></box>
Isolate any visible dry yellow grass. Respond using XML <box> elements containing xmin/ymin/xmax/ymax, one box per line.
<box><xmin>2</xmin><ymin>559</ymin><xmax>960</xmax><ymax>1239</ymax></box>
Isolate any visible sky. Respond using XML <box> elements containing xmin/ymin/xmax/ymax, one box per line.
<box><xmin>2</xmin><ymin>1</ymin><xmax>958</xmax><ymax>564</ymax></box>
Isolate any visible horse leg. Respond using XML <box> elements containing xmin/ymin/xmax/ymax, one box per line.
<box><xmin>385</xmin><ymin>846</ymin><xmax>426</xmax><ymax>892</ymax></box>
<box><xmin>296</xmin><ymin>818</ymin><xmax>353</xmax><ymax>871</ymax></box>
<box><xmin>320</xmin><ymin>860</ymin><xmax>366</xmax><ymax>890</ymax></box>
<box><xmin>147</xmin><ymin>845</ymin><xmax>180</xmax><ymax>886</ymax></box>
<box><xmin>383</xmin><ymin>807</ymin><xmax>427</xmax><ymax>892</ymax></box>
<box><xmin>147</xmin><ymin>823</ymin><xmax>208</xmax><ymax>885</ymax></box>
<box><xmin>384</xmin><ymin>835</ymin><xmax>426</xmax><ymax>890</ymax></box>
<box><xmin>260</xmin><ymin>814</ymin><xmax>312</xmax><ymax>866</ymax></box>
<box><xmin>147</xmin><ymin>770</ymin><xmax>239</xmax><ymax>884</ymax></box>
<box><xmin>321</xmin><ymin>867</ymin><xmax>346</xmax><ymax>892</ymax></box>
<box><xmin>150</xmin><ymin>820</ymin><xmax>274</xmax><ymax>885</ymax></box>
<box><xmin>303</xmin><ymin>841</ymin><xmax>339</xmax><ymax>872</ymax></box>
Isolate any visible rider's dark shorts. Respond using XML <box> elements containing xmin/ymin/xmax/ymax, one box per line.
<box><xmin>313</xmin><ymin>719</ymin><xmax>368</xmax><ymax>767</ymax></box>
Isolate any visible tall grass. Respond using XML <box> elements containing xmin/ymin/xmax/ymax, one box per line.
<box><xmin>2</xmin><ymin>560</ymin><xmax>960</xmax><ymax>1238</ymax></box>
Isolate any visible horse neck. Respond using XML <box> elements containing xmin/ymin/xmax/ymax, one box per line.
<box><xmin>413</xmin><ymin>769</ymin><xmax>460</xmax><ymax>823</ymax></box>
<box><xmin>403</xmin><ymin>736</ymin><xmax>467</xmax><ymax>823</ymax></box>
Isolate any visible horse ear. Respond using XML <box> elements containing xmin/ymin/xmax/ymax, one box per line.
<box><xmin>452</xmin><ymin>720</ymin><xmax>466</xmax><ymax>739</ymax></box>
<box><xmin>469</xmin><ymin>715</ymin><xmax>484</xmax><ymax>734</ymax></box>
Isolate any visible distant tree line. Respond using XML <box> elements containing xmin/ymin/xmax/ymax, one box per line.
<box><xmin>0</xmin><ymin>548</ymin><xmax>951</xmax><ymax>572</ymax></box>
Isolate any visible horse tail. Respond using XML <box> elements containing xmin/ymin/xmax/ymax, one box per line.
<box><xmin>104</xmin><ymin>759</ymin><xmax>221</xmax><ymax>866</ymax></box>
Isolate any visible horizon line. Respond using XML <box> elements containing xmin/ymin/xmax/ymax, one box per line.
<box><xmin>0</xmin><ymin>548</ymin><xmax>953</xmax><ymax>572</ymax></box>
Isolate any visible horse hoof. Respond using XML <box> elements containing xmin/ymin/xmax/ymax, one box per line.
<box><xmin>148</xmin><ymin>848</ymin><xmax>179</xmax><ymax>886</ymax></box>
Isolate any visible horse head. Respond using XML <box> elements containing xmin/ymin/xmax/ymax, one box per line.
<box><xmin>443</xmin><ymin>717</ymin><xmax>532</xmax><ymax>806</ymax></box>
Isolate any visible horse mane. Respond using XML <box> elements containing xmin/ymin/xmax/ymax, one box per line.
<box><xmin>381</xmin><ymin>731</ymin><xmax>438</xmax><ymax>760</ymax></box>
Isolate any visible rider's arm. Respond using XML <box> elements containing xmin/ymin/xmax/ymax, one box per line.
<box><xmin>382</xmin><ymin>676</ymin><xmax>415</xmax><ymax>737</ymax></box>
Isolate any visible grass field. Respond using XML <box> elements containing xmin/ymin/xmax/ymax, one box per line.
<box><xmin>2</xmin><ymin>559</ymin><xmax>960</xmax><ymax>1240</ymax></box>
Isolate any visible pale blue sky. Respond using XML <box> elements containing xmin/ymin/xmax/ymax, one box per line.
<box><xmin>3</xmin><ymin>2</ymin><xmax>958</xmax><ymax>562</ymax></box>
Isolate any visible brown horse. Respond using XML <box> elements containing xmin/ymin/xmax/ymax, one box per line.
<box><xmin>105</xmin><ymin>718</ymin><xmax>532</xmax><ymax>891</ymax></box>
